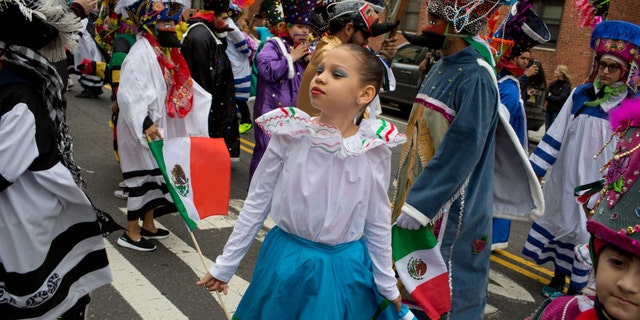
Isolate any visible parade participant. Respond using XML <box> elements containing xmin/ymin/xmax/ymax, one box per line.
<box><xmin>224</xmin><ymin>13</ymin><xmax>254</xmax><ymax>134</ymax></box>
<box><xmin>390</xmin><ymin>0</ymin><xmax>542</xmax><ymax>318</ymax></box>
<box><xmin>248</xmin><ymin>0</ymin><xmax>315</xmax><ymax>180</ymax></box>
<box><xmin>527</xmin><ymin>97</ymin><xmax>640</xmax><ymax>320</ymax></box>
<box><xmin>297</xmin><ymin>0</ymin><xmax>398</xmax><ymax>116</ymax></box>
<box><xmin>114</xmin><ymin>0</ymin><xmax>210</xmax><ymax>251</ymax></box>
<box><xmin>181</xmin><ymin>0</ymin><xmax>241</xmax><ymax>161</ymax></box>
<box><xmin>524</xmin><ymin>20</ymin><xmax>640</xmax><ymax>298</ymax></box>
<box><xmin>0</xmin><ymin>0</ymin><xmax>111</xmax><ymax>317</ymax></box>
<box><xmin>197</xmin><ymin>44</ymin><xmax>406</xmax><ymax>319</ymax></box>
<box><xmin>490</xmin><ymin>0</ymin><xmax>551</xmax><ymax>250</ymax></box>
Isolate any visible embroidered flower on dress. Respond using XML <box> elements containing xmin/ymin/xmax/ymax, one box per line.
<box><xmin>472</xmin><ymin>235</ymin><xmax>488</xmax><ymax>255</ymax></box>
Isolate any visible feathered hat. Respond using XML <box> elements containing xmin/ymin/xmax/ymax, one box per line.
<box><xmin>589</xmin><ymin>20</ymin><xmax>640</xmax><ymax>92</ymax></box>
<box><xmin>587</xmin><ymin>97</ymin><xmax>640</xmax><ymax>261</ymax></box>
<box><xmin>115</xmin><ymin>0</ymin><xmax>190</xmax><ymax>27</ymax></box>
<box><xmin>280</xmin><ymin>0</ymin><xmax>315</xmax><ymax>25</ymax></box>
<box><xmin>427</xmin><ymin>0</ymin><xmax>514</xmax><ymax>35</ymax></box>
<box><xmin>0</xmin><ymin>0</ymin><xmax>82</xmax><ymax>62</ymax></box>
<box><xmin>492</xmin><ymin>0</ymin><xmax>550</xmax><ymax>60</ymax></box>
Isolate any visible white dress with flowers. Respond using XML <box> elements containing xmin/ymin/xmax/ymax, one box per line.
<box><xmin>210</xmin><ymin>107</ymin><xmax>406</xmax><ymax>319</ymax></box>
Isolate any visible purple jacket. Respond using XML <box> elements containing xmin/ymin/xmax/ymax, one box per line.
<box><xmin>250</xmin><ymin>37</ymin><xmax>308</xmax><ymax>180</ymax></box>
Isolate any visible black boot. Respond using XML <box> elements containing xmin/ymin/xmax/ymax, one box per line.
<box><xmin>59</xmin><ymin>294</ymin><xmax>90</xmax><ymax>320</ymax></box>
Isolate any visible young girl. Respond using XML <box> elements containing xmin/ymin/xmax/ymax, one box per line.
<box><xmin>197</xmin><ymin>44</ymin><xmax>405</xmax><ymax>319</ymax></box>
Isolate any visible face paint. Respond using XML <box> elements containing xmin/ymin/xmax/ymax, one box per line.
<box><xmin>155</xmin><ymin>21</ymin><xmax>181</xmax><ymax>47</ymax></box>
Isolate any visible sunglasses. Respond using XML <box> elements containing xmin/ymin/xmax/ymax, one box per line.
<box><xmin>597</xmin><ymin>61</ymin><xmax>621</xmax><ymax>73</ymax></box>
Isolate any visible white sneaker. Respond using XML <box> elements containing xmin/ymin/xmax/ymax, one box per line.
<box><xmin>114</xmin><ymin>189</ymin><xmax>128</xmax><ymax>199</ymax></box>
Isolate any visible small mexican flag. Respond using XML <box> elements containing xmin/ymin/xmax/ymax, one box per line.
<box><xmin>392</xmin><ymin>225</ymin><xmax>451</xmax><ymax>320</ymax></box>
<box><xmin>149</xmin><ymin>137</ymin><xmax>230</xmax><ymax>231</ymax></box>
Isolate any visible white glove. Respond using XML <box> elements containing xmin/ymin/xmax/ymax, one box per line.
<box><xmin>395</xmin><ymin>213</ymin><xmax>422</xmax><ymax>230</ymax></box>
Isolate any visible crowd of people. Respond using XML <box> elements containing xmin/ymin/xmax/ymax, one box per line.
<box><xmin>2</xmin><ymin>0</ymin><xmax>640</xmax><ymax>318</ymax></box>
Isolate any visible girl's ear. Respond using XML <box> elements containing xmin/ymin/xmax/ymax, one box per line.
<box><xmin>357</xmin><ymin>84</ymin><xmax>376</xmax><ymax>106</ymax></box>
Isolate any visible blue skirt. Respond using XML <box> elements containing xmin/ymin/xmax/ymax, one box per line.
<box><xmin>232</xmin><ymin>226</ymin><xmax>396</xmax><ymax>320</ymax></box>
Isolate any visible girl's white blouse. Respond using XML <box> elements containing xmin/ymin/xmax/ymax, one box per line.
<box><xmin>210</xmin><ymin>107</ymin><xmax>406</xmax><ymax>300</ymax></box>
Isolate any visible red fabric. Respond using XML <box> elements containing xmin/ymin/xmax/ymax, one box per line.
<box><xmin>142</xmin><ymin>30</ymin><xmax>193</xmax><ymax>118</ymax></box>
<box><xmin>497</xmin><ymin>59</ymin><xmax>525</xmax><ymax>77</ymax></box>
<box><xmin>192</xmin><ymin>11</ymin><xmax>214</xmax><ymax>24</ymax></box>
<box><xmin>575</xmin><ymin>309</ymin><xmax>598</xmax><ymax>320</ymax></box>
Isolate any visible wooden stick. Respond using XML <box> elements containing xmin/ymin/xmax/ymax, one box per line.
<box><xmin>190</xmin><ymin>232</ymin><xmax>232</xmax><ymax>320</ymax></box>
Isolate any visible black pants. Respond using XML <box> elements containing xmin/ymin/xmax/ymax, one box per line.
<box><xmin>59</xmin><ymin>294</ymin><xmax>91</xmax><ymax>320</ymax></box>
<box><xmin>237</xmin><ymin>100</ymin><xmax>252</xmax><ymax>124</ymax></box>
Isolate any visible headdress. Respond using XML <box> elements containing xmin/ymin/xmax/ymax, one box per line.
<box><xmin>115</xmin><ymin>0</ymin><xmax>190</xmax><ymax>27</ymax></box>
<box><xmin>280</xmin><ymin>0</ymin><xmax>315</xmax><ymax>25</ymax></box>
<box><xmin>587</xmin><ymin>97</ymin><xmax>640</xmax><ymax>260</ymax></box>
<box><xmin>0</xmin><ymin>0</ymin><xmax>82</xmax><ymax>62</ymax></box>
<box><xmin>492</xmin><ymin>0</ymin><xmax>550</xmax><ymax>61</ymax></box>
<box><xmin>260</xmin><ymin>0</ymin><xmax>283</xmax><ymax>26</ymax></box>
<box><xmin>589</xmin><ymin>20</ymin><xmax>640</xmax><ymax>92</ymax></box>
<box><xmin>317</xmin><ymin>0</ymin><xmax>377</xmax><ymax>36</ymax></box>
<box><xmin>427</xmin><ymin>0</ymin><xmax>514</xmax><ymax>35</ymax></box>
<box><xmin>201</xmin><ymin>0</ymin><xmax>227</xmax><ymax>12</ymax></box>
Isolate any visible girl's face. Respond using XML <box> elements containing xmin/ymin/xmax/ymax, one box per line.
<box><xmin>596</xmin><ymin>246</ymin><xmax>640</xmax><ymax>320</ymax></box>
<box><xmin>597</xmin><ymin>58</ymin><xmax>624</xmax><ymax>86</ymax></box>
<box><xmin>310</xmin><ymin>47</ymin><xmax>365</xmax><ymax>114</ymax></box>
<box><xmin>288</xmin><ymin>23</ymin><xmax>309</xmax><ymax>41</ymax></box>
<box><xmin>554</xmin><ymin>67</ymin><xmax>562</xmax><ymax>79</ymax></box>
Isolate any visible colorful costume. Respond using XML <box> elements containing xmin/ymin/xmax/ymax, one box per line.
<box><xmin>491</xmin><ymin>0</ymin><xmax>551</xmax><ymax>249</ymax></box>
<box><xmin>523</xmin><ymin>20</ymin><xmax>640</xmax><ymax>294</ymax></box>
<box><xmin>211</xmin><ymin>107</ymin><xmax>405</xmax><ymax>319</ymax></box>
<box><xmin>391</xmin><ymin>0</ymin><xmax>543</xmax><ymax>318</ymax></box>
<box><xmin>249</xmin><ymin>0</ymin><xmax>314</xmax><ymax>180</ymax></box>
<box><xmin>0</xmin><ymin>0</ymin><xmax>111</xmax><ymax>317</ymax></box>
<box><xmin>114</xmin><ymin>0</ymin><xmax>210</xmax><ymax>224</ymax></box>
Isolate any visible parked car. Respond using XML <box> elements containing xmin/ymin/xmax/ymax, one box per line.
<box><xmin>379</xmin><ymin>42</ymin><xmax>429</xmax><ymax>116</ymax></box>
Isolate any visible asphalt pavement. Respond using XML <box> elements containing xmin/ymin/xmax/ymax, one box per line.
<box><xmin>63</xmin><ymin>82</ymin><xmax>558</xmax><ymax>320</ymax></box>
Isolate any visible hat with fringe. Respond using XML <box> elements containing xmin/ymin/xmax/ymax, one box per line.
<box><xmin>281</xmin><ymin>0</ymin><xmax>315</xmax><ymax>25</ymax></box>
<box><xmin>427</xmin><ymin>0</ymin><xmax>515</xmax><ymax>35</ymax></box>
<box><xmin>115</xmin><ymin>0</ymin><xmax>189</xmax><ymax>27</ymax></box>
<box><xmin>587</xmin><ymin>97</ymin><xmax>640</xmax><ymax>261</ymax></box>
<box><xmin>493</xmin><ymin>0</ymin><xmax>550</xmax><ymax>60</ymax></box>
<box><xmin>0</xmin><ymin>0</ymin><xmax>82</xmax><ymax>62</ymax></box>
<box><xmin>589</xmin><ymin>20</ymin><xmax>640</xmax><ymax>92</ymax></box>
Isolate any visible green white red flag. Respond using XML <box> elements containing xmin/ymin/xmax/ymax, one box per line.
<box><xmin>148</xmin><ymin>137</ymin><xmax>230</xmax><ymax>232</ymax></box>
<box><xmin>392</xmin><ymin>225</ymin><xmax>451</xmax><ymax>320</ymax></box>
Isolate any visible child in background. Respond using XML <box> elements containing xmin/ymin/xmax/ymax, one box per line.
<box><xmin>197</xmin><ymin>44</ymin><xmax>405</xmax><ymax>319</ymax></box>
<box><xmin>249</xmin><ymin>0</ymin><xmax>313</xmax><ymax>181</ymax></box>
<box><xmin>527</xmin><ymin>97</ymin><xmax>640</xmax><ymax>319</ymax></box>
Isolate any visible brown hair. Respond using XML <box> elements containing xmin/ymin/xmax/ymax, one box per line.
<box><xmin>338</xmin><ymin>43</ymin><xmax>384</xmax><ymax>95</ymax></box>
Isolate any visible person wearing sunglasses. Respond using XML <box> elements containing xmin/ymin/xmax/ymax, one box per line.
<box><xmin>525</xmin><ymin>20</ymin><xmax>640</xmax><ymax>299</ymax></box>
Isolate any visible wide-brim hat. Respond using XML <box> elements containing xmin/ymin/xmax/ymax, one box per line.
<box><xmin>427</xmin><ymin>0</ymin><xmax>515</xmax><ymax>35</ymax></box>
<box><xmin>0</xmin><ymin>0</ymin><xmax>82</xmax><ymax>62</ymax></box>
<box><xmin>281</xmin><ymin>0</ymin><xmax>315</xmax><ymax>25</ymax></box>
<box><xmin>493</xmin><ymin>0</ymin><xmax>550</xmax><ymax>59</ymax></box>
<box><xmin>115</xmin><ymin>0</ymin><xmax>190</xmax><ymax>27</ymax></box>
<box><xmin>589</xmin><ymin>20</ymin><xmax>640</xmax><ymax>91</ymax></box>
<box><xmin>586</xmin><ymin>97</ymin><xmax>640</xmax><ymax>260</ymax></box>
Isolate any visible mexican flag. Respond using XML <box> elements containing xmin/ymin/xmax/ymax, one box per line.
<box><xmin>149</xmin><ymin>137</ymin><xmax>230</xmax><ymax>231</ymax></box>
<box><xmin>392</xmin><ymin>225</ymin><xmax>451</xmax><ymax>320</ymax></box>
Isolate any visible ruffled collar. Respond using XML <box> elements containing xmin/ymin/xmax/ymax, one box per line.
<box><xmin>256</xmin><ymin>107</ymin><xmax>406</xmax><ymax>158</ymax></box>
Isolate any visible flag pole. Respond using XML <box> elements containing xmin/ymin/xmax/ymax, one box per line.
<box><xmin>190</xmin><ymin>232</ymin><xmax>232</xmax><ymax>320</ymax></box>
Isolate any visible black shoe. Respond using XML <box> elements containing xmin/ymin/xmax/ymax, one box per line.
<box><xmin>140</xmin><ymin>227</ymin><xmax>170</xmax><ymax>240</ymax></box>
<box><xmin>117</xmin><ymin>233</ymin><xmax>157</xmax><ymax>251</ymax></box>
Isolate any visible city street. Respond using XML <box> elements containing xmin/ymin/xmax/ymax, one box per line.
<box><xmin>65</xmin><ymin>83</ymin><xmax>557</xmax><ymax>319</ymax></box>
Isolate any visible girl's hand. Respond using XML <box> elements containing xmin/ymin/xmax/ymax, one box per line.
<box><xmin>290</xmin><ymin>44</ymin><xmax>309</xmax><ymax>62</ymax></box>
<box><xmin>196</xmin><ymin>272</ymin><xmax>228</xmax><ymax>295</ymax></box>
<box><xmin>144</xmin><ymin>123</ymin><xmax>163</xmax><ymax>141</ymax></box>
<box><xmin>390</xmin><ymin>295</ymin><xmax>402</xmax><ymax>312</ymax></box>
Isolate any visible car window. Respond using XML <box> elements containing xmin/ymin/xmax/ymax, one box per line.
<box><xmin>393</xmin><ymin>44</ymin><xmax>423</xmax><ymax>65</ymax></box>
